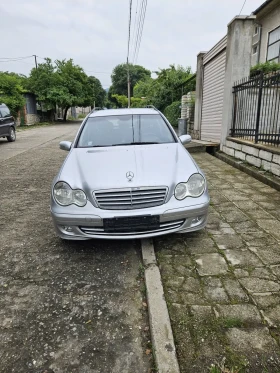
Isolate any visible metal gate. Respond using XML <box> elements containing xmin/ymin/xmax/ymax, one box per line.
<box><xmin>201</xmin><ymin>36</ymin><xmax>227</xmax><ymax>142</ymax></box>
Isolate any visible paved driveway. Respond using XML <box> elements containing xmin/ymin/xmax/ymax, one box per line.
<box><xmin>156</xmin><ymin>152</ymin><xmax>280</xmax><ymax>373</ymax></box>
<box><xmin>0</xmin><ymin>125</ymin><xmax>150</xmax><ymax>373</ymax></box>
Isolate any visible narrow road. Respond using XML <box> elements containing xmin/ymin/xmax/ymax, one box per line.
<box><xmin>0</xmin><ymin>124</ymin><xmax>151</xmax><ymax>373</ymax></box>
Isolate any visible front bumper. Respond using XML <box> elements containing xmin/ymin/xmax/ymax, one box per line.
<box><xmin>51</xmin><ymin>194</ymin><xmax>210</xmax><ymax>240</ymax></box>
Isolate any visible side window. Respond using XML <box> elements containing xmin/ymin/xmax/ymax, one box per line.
<box><xmin>267</xmin><ymin>26</ymin><xmax>280</xmax><ymax>62</ymax></box>
<box><xmin>0</xmin><ymin>108</ymin><xmax>10</xmax><ymax>117</ymax></box>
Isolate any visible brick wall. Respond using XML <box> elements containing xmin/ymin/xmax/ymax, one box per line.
<box><xmin>222</xmin><ymin>139</ymin><xmax>280</xmax><ymax>177</ymax></box>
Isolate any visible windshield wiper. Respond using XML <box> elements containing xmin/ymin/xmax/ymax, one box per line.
<box><xmin>112</xmin><ymin>142</ymin><xmax>159</xmax><ymax>146</ymax></box>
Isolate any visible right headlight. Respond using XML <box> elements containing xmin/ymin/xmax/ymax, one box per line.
<box><xmin>174</xmin><ymin>173</ymin><xmax>205</xmax><ymax>200</ymax></box>
<box><xmin>53</xmin><ymin>181</ymin><xmax>87</xmax><ymax>207</ymax></box>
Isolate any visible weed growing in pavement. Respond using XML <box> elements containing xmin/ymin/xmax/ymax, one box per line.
<box><xmin>209</xmin><ymin>353</ymin><xmax>249</xmax><ymax>373</ymax></box>
<box><xmin>222</xmin><ymin>317</ymin><xmax>243</xmax><ymax>329</ymax></box>
<box><xmin>137</xmin><ymin>263</ymin><xmax>145</xmax><ymax>280</ymax></box>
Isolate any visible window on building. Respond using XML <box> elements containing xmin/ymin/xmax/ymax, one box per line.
<box><xmin>254</xmin><ymin>26</ymin><xmax>258</xmax><ymax>35</ymax></box>
<box><xmin>267</xmin><ymin>26</ymin><xmax>280</xmax><ymax>62</ymax></box>
<box><xmin>253</xmin><ymin>45</ymin><xmax>258</xmax><ymax>55</ymax></box>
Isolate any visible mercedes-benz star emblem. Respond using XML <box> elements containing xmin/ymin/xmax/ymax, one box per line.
<box><xmin>126</xmin><ymin>171</ymin><xmax>134</xmax><ymax>182</ymax></box>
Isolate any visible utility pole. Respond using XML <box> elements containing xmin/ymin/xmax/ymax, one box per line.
<box><xmin>33</xmin><ymin>55</ymin><xmax>38</xmax><ymax>70</ymax></box>
<box><xmin>33</xmin><ymin>55</ymin><xmax>44</xmax><ymax>119</ymax></box>
<box><xmin>127</xmin><ymin>58</ymin><xmax>131</xmax><ymax>108</ymax></box>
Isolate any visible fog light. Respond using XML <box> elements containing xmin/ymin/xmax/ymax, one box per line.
<box><xmin>63</xmin><ymin>226</ymin><xmax>73</xmax><ymax>232</ymax></box>
<box><xmin>191</xmin><ymin>216</ymin><xmax>203</xmax><ymax>227</ymax></box>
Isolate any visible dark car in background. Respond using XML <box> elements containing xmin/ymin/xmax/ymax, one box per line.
<box><xmin>0</xmin><ymin>104</ymin><xmax>16</xmax><ymax>142</ymax></box>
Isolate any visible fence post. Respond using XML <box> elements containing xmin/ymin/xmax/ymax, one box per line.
<box><xmin>231</xmin><ymin>89</ymin><xmax>237</xmax><ymax>137</ymax></box>
<box><xmin>255</xmin><ymin>70</ymin><xmax>263</xmax><ymax>144</ymax></box>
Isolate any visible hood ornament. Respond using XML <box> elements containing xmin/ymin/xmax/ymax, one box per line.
<box><xmin>126</xmin><ymin>171</ymin><xmax>134</xmax><ymax>182</ymax></box>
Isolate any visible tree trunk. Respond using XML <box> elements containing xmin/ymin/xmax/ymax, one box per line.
<box><xmin>63</xmin><ymin>106</ymin><xmax>70</xmax><ymax>121</ymax></box>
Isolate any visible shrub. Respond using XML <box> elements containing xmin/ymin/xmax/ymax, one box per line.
<box><xmin>78</xmin><ymin>113</ymin><xmax>87</xmax><ymax>119</ymax></box>
<box><xmin>250</xmin><ymin>61</ymin><xmax>280</xmax><ymax>75</ymax></box>
<box><xmin>164</xmin><ymin>101</ymin><xmax>181</xmax><ymax>127</ymax></box>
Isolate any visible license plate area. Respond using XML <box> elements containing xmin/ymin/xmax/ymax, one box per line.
<box><xmin>103</xmin><ymin>215</ymin><xmax>160</xmax><ymax>233</ymax></box>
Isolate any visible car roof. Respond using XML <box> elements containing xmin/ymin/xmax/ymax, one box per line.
<box><xmin>89</xmin><ymin>108</ymin><xmax>159</xmax><ymax>118</ymax></box>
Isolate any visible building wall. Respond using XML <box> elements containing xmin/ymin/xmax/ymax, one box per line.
<box><xmin>251</xmin><ymin>1</ymin><xmax>280</xmax><ymax>66</ymax></box>
<box><xmin>258</xmin><ymin>5</ymin><xmax>280</xmax><ymax>63</ymax></box>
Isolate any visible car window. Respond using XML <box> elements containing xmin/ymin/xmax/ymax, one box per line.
<box><xmin>0</xmin><ymin>107</ymin><xmax>11</xmax><ymax>118</ymax></box>
<box><xmin>77</xmin><ymin>114</ymin><xmax>176</xmax><ymax>148</ymax></box>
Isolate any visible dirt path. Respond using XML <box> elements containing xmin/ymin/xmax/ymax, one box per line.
<box><xmin>0</xmin><ymin>125</ymin><xmax>150</xmax><ymax>373</ymax></box>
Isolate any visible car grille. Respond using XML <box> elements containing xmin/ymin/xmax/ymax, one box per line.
<box><xmin>93</xmin><ymin>187</ymin><xmax>168</xmax><ymax>210</ymax></box>
<box><xmin>79</xmin><ymin>219</ymin><xmax>184</xmax><ymax>236</ymax></box>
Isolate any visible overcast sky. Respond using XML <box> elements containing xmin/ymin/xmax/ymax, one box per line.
<box><xmin>1</xmin><ymin>0</ymin><xmax>264</xmax><ymax>88</ymax></box>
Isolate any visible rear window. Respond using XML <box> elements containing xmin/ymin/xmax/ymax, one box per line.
<box><xmin>77</xmin><ymin>114</ymin><xmax>176</xmax><ymax>148</ymax></box>
<box><xmin>0</xmin><ymin>107</ymin><xmax>11</xmax><ymax>118</ymax></box>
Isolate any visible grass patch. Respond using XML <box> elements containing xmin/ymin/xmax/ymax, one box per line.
<box><xmin>17</xmin><ymin>122</ymin><xmax>54</xmax><ymax>131</ymax></box>
<box><xmin>222</xmin><ymin>317</ymin><xmax>243</xmax><ymax>329</ymax></box>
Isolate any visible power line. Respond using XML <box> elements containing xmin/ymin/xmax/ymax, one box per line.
<box><xmin>0</xmin><ymin>55</ymin><xmax>33</xmax><ymax>60</ymax></box>
<box><xmin>131</xmin><ymin>0</ymin><xmax>140</xmax><ymax>58</ymax></box>
<box><xmin>239</xmin><ymin>0</ymin><xmax>247</xmax><ymax>15</ymax></box>
<box><xmin>132</xmin><ymin>0</ymin><xmax>145</xmax><ymax>63</ymax></box>
<box><xmin>135</xmin><ymin>0</ymin><xmax>147</xmax><ymax>63</ymax></box>
<box><xmin>132</xmin><ymin>0</ymin><xmax>147</xmax><ymax>64</ymax></box>
<box><xmin>126</xmin><ymin>0</ymin><xmax>133</xmax><ymax>108</ymax></box>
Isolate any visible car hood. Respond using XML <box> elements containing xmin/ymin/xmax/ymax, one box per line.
<box><xmin>59</xmin><ymin>143</ymin><xmax>198</xmax><ymax>192</ymax></box>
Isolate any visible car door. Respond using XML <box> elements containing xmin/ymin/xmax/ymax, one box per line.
<box><xmin>0</xmin><ymin>107</ymin><xmax>13</xmax><ymax>136</ymax></box>
<box><xmin>0</xmin><ymin>109</ymin><xmax>5</xmax><ymax>136</ymax></box>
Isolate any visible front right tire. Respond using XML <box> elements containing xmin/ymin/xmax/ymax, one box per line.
<box><xmin>7</xmin><ymin>127</ymin><xmax>16</xmax><ymax>142</ymax></box>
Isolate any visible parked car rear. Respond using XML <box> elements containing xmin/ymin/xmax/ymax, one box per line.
<box><xmin>0</xmin><ymin>104</ymin><xmax>16</xmax><ymax>142</ymax></box>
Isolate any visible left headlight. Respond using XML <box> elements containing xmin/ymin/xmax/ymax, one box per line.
<box><xmin>174</xmin><ymin>173</ymin><xmax>205</xmax><ymax>200</ymax></box>
<box><xmin>53</xmin><ymin>181</ymin><xmax>87</xmax><ymax>207</ymax></box>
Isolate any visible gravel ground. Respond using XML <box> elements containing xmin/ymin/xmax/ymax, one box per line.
<box><xmin>0</xmin><ymin>125</ymin><xmax>151</xmax><ymax>373</ymax></box>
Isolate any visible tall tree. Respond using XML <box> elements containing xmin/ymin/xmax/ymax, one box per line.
<box><xmin>134</xmin><ymin>64</ymin><xmax>195</xmax><ymax>112</ymax></box>
<box><xmin>88</xmin><ymin>76</ymin><xmax>106</xmax><ymax>107</ymax></box>
<box><xmin>110</xmin><ymin>63</ymin><xmax>151</xmax><ymax>97</ymax></box>
<box><xmin>27</xmin><ymin>58</ymin><xmax>102</xmax><ymax>120</ymax></box>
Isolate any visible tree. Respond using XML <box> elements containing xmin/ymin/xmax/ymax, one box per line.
<box><xmin>27</xmin><ymin>58</ymin><xmax>103</xmax><ymax>120</ymax></box>
<box><xmin>55</xmin><ymin>59</ymin><xmax>95</xmax><ymax>120</ymax></box>
<box><xmin>88</xmin><ymin>76</ymin><xmax>106</xmax><ymax>107</ymax></box>
<box><xmin>110</xmin><ymin>63</ymin><xmax>151</xmax><ymax>96</ymax></box>
<box><xmin>134</xmin><ymin>64</ymin><xmax>195</xmax><ymax>112</ymax></box>
<box><xmin>0</xmin><ymin>72</ymin><xmax>26</xmax><ymax>117</ymax></box>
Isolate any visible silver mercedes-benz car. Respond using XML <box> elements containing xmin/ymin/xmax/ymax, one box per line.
<box><xmin>51</xmin><ymin>107</ymin><xmax>209</xmax><ymax>240</ymax></box>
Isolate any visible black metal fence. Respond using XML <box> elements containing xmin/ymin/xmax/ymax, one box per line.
<box><xmin>231</xmin><ymin>70</ymin><xmax>280</xmax><ymax>146</ymax></box>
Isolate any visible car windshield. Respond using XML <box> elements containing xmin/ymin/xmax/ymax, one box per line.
<box><xmin>77</xmin><ymin>114</ymin><xmax>176</xmax><ymax>148</ymax></box>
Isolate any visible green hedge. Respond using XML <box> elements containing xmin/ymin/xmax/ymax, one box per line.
<box><xmin>164</xmin><ymin>101</ymin><xmax>181</xmax><ymax>127</ymax></box>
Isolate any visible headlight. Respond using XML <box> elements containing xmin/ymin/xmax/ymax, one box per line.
<box><xmin>53</xmin><ymin>182</ymin><xmax>87</xmax><ymax>207</ymax></box>
<box><xmin>174</xmin><ymin>173</ymin><xmax>205</xmax><ymax>200</ymax></box>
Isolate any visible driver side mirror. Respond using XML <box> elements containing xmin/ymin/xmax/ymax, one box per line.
<box><xmin>179</xmin><ymin>134</ymin><xmax>192</xmax><ymax>145</ymax></box>
<box><xmin>59</xmin><ymin>141</ymin><xmax>72</xmax><ymax>151</ymax></box>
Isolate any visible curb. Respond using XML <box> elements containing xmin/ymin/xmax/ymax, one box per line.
<box><xmin>215</xmin><ymin>151</ymin><xmax>280</xmax><ymax>192</ymax></box>
<box><xmin>141</xmin><ymin>238</ymin><xmax>180</xmax><ymax>373</ymax></box>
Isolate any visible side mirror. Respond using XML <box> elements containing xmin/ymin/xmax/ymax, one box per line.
<box><xmin>59</xmin><ymin>141</ymin><xmax>72</xmax><ymax>151</ymax></box>
<box><xmin>179</xmin><ymin>134</ymin><xmax>192</xmax><ymax>145</ymax></box>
